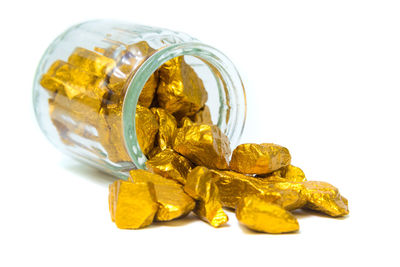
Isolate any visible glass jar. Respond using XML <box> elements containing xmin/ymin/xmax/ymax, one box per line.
<box><xmin>33</xmin><ymin>20</ymin><xmax>246</xmax><ymax>178</ymax></box>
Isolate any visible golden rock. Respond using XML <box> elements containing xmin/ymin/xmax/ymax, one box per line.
<box><xmin>230</xmin><ymin>143</ymin><xmax>291</xmax><ymax>175</ymax></box>
<box><xmin>184</xmin><ymin>166</ymin><xmax>228</xmax><ymax>227</ymax></box>
<box><xmin>236</xmin><ymin>196</ymin><xmax>299</xmax><ymax>234</ymax></box>
<box><xmin>157</xmin><ymin>56</ymin><xmax>208</xmax><ymax>118</ymax></box>
<box><xmin>68</xmin><ymin>47</ymin><xmax>116</xmax><ymax>76</ymax></box>
<box><xmin>135</xmin><ymin>105</ymin><xmax>159</xmax><ymax>156</ymax></box>
<box><xmin>266</xmin><ymin>181</ymin><xmax>306</xmax><ymax>211</ymax></box>
<box><xmin>108</xmin><ymin>180</ymin><xmax>158</xmax><ymax>229</ymax></box>
<box><xmin>202</xmin><ymin>169</ymin><xmax>303</xmax><ymax>210</ymax></box>
<box><xmin>178</xmin><ymin>116</ymin><xmax>194</xmax><ymax>128</ymax></box>
<box><xmin>145</xmin><ymin>148</ymin><xmax>193</xmax><ymax>185</ymax></box>
<box><xmin>147</xmin><ymin>146</ymin><xmax>162</xmax><ymax>159</ymax></box>
<box><xmin>302</xmin><ymin>181</ymin><xmax>349</xmax><ymax>217</ymax></box>
<box><xmin>151</xmin><ymin>108</ymin><xmax>177</xmax><ymax>150</ymax></box>
<box><xmin>191</xmin><ymin>105</ymin><xmax>213</xmax><ymax>125</ymax></box>
<box><xmin>173</xmin><ymin>123</ymin><xmax>231</xmax><ymax>169</ymax></box>
<box><xmin>40</xmin><ymin>60</ymin><xmax>108</xmax><ymax>104</ymax></box>
<box><xmin>268</xmin><ymin>165</ymin><xmax>306</xmax><ymax>182</ymax></box>
<box><xmin>138</xmin><ymin>72</ymin><xmax>159</xmax><ymax>107</ymax></box>
<box><xmin>99</xmin><ymin>106</ymin><xmax>132</xmax><ymax>162</ymax></box>
<box><xmin>129</xmin><ymin>170</ymin><xmax>195</xmax><ymax>221</ymax></box>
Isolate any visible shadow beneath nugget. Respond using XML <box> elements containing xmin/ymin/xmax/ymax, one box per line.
<box><xmin>291</xmin><ymin>209</ymin><xmax>349</xmax><ymax>220</ymax></box>
<box><xmin>60</xmin><ymin>158</ymin><xmax>117</xmax><ymax>187</ymax></box>
<box><xmin>238</xmin><ymin>223</ymin><xmax>301</xmax><ymax>235</ymax></box>
<box><xmin>150</xmin><ymin>213</ymin><xmax>199</xmax><ymax>228</ymax></box>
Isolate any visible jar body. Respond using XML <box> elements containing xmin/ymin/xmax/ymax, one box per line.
<box><xmin>33</xmin><ymin>20</ymin><xmax>246</xmax><ymax>178</ymax></box>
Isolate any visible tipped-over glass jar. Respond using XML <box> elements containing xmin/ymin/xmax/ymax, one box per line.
<box><xmin>33</xmin><ymin>20</ymin><xmax>246</xmax><ymax>178</ymax></box>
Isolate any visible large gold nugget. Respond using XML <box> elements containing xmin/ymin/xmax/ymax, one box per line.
<box><xmin>230</xmin><ymin>143</ymin><xmax>291</xmax><ymax>175</ymax></box>
<box><xmin>302</xmin><ymin>181</ymin><xmax>349</xmax><ymax>217</ymax></box>
<box><xmin>68</xmin><ymin>47</ymin><xmax>116</xmax><ymax>76</ymax></box>
<box><xmin>129</xmin><ymin>170</ymin><xmax>195</xmax><ymax>221</ymax></box>
<box><xmin>191</xmin><ymin>105</ymin><xmax>213</xmax><ymax>125</ymax></box>
<box><xmin>173</xmin><ymin>124</ymin><xmax>231</xmax><ymax>169</ymax></box>
<box><xmin>157</xmin><ymin>56</ymin><xmax>208</xmax><ymax>118</ymax></box>
<box><xmin>138</xmin><ymin>72</ymin><xmax>159</xmax><ymax>107</ymax></box>
<box><xmin>236</xmin><ymin>196</ymin><xmax>299</xmax><ymax>234</ymax></box>
<box><xmin>99</xmin><ymin>106</ymin><xmax>132</xmax><ymax>162</ymax></box>
<box><xmin>145</xmin><ymin>148</ymin><xmax>193</xmax><ymax>185</ymax></box>
<box><xmin>204</xmin><ymin>169</ymin><xmax>303</xmax><ymax>210</ymax></box>
<box><xmin>136</xmin><ymin>105</ymin><xmax>159</xmax><ymax>156</ymax></box>
<box><xmin>40</xmin><ymin>60</ymin><xmax>108</xmax><ymax>104</ymax></box>
<box><xmin>109</xmin><ymin>180</ymin><xmax>158</xmax><ymax>229</ymax></box>
<box><xmin>151</xmin><ymin>108</ymin><xmax>177</xmax><ymax>150</ymax></box>
<box><xmin>184</xmin><ymin>167</ymin><xmax>228</xmax><ymax>227</ymax></box>
<box><xmin>268</xmin><ymin>165</ymin><xmax>307</xmax><ymax>182</ymax></box>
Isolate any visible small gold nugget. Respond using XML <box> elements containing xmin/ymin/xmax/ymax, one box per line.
<box><xmin>129</xmin><ymin>170</ymin><xmax>195</xmax><ymax>221</ymax></box>
<box><xmin>157</xmin><ymin>56</ymin><xmax>208</xmax><ymax>118</ymax></box>
<box><xmin>267</xmin><ymin>165</ymin><xmax>307</xmax><ymax>182</ymax></box>
<box><xmin>191</xmin><ymin>105</ymin><xmax>213</xmax><ymax>125</ymax></box>
<box><xmin>68</xmin><ymin>47</ymin><xmax>116</xmax><ymax>76</ymax></box>
<box><xmin>145</xmin><ymin>148</ymin><xmax>193</xmax><ymax>185</ymax></box>
<box><xmin>151</xmin><ymin>108</ymin><xmax>177</xmax><ymax>151</ymax></box>
<box><xmin>184</xmin><ymin>167</ymin><xmax>228</xmax><ymax>227</ymax></box>
<box><xmin>173</xmin><ymin>123</ymin><xmax>231</xmax><ymax>169</ymax></box>
<box><xmin>135</xmin><ymin>105</ymin><xmax>159</xmax><ymax>156</ymax></box>
<box><xmin>109</xmin><ymin>180</ymin><xmax>158</xmax><ymax>229</ymax></box>
<box><xmin>178</xmin><ymin>116</ymin><xmax>194</xmax><ymax>128</ymax></box>
<box><xmin>236</xmin><ymin>196</ymin><xmax>299</xmax><ymax>234</ymax></box>
<box><xmin>301</xmin><ymin>181</ymin><xmax>349</xmax><ymax>217</ymax></box>
<box><xmin>230</xmin><ymin>143</ymin><xmax>291</xmax><ymax>175</ymax></box>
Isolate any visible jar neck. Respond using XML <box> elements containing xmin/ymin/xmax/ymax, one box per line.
<box><xmin>122</xmin><ymin>42</ymin><xmax>247</xmax><ymax>169</ymax></box>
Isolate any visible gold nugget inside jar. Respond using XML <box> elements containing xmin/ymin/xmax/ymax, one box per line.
<box><xmin>33</xmin><ymin>20</ymin><xmax>246</xmax><ymax>178</ymax></box>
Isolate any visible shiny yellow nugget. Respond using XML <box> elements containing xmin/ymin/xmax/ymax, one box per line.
<box><xmin>230</xmin><ymin>143</ymin><xmax>291</xmax><ymax>175</ymax></box>
<box><xmin>184</xmin><ymin>166</ymin><xmax>228</xmax><ymax>227</ymax></box>
<box><xmin>136</xmin><ymin>105</ymin><xmax>159</xmax><ymax>156</ymax></box>
<box><xmin>301</xmin><ymin>181</ymin><xmax>349</xmax><ymax>217</ymax></box>
<box><xmin>151</xmin><ymin>108</ymin><xmax>177</xmax><ymax>151</ymax></box>
<box><xmin>145</xmin><ymin>148</ymin><xmax>193</xmax><ymax>185</ymax></box>
<box><xmin>109</xmin><ymin>180</ymin><xmax>158</xmax><ymax>229</ymax></box>
<box><xmin>129</xmin><ymin>170</ymin><xmax>195</xmax><ymax>221</ymax></box>
<box><xmin>173</xmin><ymin>123</ymin><xmax>231</xmax><ymax>170</ymax></box>
<box><xmin>157</xmin><ymin>56</ymin><xmax>208</xmax><ymax>118</ymax></box>
<box><xmin>236</xmin><ymin>195</ymin><xmax>299</xmax><ymax>234</ymax></box>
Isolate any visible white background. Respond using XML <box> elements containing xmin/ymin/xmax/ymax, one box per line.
<box><xmin>1</xmin><ymin>0</ymin><xmax>399</xmax><ymax>266</ymax></box>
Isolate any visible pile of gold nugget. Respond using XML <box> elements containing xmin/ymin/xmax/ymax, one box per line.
<box><xmin>40</xmin><ymin>41</ymin><xmax>348</xmax><ymax>234</ymax></box>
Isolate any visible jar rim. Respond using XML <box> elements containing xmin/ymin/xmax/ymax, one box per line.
<box><xmin>123</xmin><ymin>42</ymin><xmax>247</xmax><ymax>169</ymax></box>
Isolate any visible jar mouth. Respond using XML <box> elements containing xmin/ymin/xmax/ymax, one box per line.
<box><xmin>122</xmin><ymin>42</ymin><xmax>247</xmax><ymax>169</ymax></box>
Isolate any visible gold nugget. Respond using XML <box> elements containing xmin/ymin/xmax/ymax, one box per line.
<box><xmin>236</xmin><ymin>196</ymin><xmax>299</xmax><ymax>234</ymax></box>
<box><xmin>41</xmin><ymin>60</ymin><xmax>107</xmax><ymax>103</ymax></box>
<box><xmin>173</xmin><ymin>123</ymin><xmax>231</xmax><ymax>169</ymax></box>
<box><xmin>145</xmin><ymin>148</ymin><xmax>193</xmax><ymax>184</ymax></box>
<box><xmin>135</xmin><ymin>105</ymin><xmax>159</xmax><ymax>156</ymax></box>
<box><xmin>108</xmin><ymin>180</ymin><xmax>158</xmax><ymax>229</ymax></box>
<box><xmin>68</xmin><ymin>47</ymin><xmax>116</xmax><ymax>76</ymax></box>
<box><xmin>178</xmin><ymin>117</ymin><xmax>194</xmax><ymax>128</ymax></box>
<box><xmin>129</xmin><ymin>170</ymin><xmax>195</xmax><ymax>221</ymax></box>
<box><xmin>157</xmin><ymin>56</ymin><xmax>208</xmax><ymax>118</ymax></box>
<box><xmin>184</xmin><ymin>167</ymin><xmax>228</xmax><ymax>227</ymax></box>
<box><xmin>191</xmin><ymin>105</ymin><xmax>213</xmax><ymax>125</ymax></box>
<box><xmin>267</xmin><ymin>165</ymin><xmax>307</xmax><ymax>182</ymax></box>
<box><xmin>201</xmin><ymin>169</ymin><xmax>304</xmax><ymax>210</ymax></box>
<box><xmin>151</xmin><ymin>108</ymin><xmax>177</xmax><ymax>150</ymax></box>
<box><xmin>301</xmin><ymin>181</ymin><xmax>349</xmax><ymax>217</ymax></box>
<box><xmin>230</xmin><ymin>143</ymin><xmax>291</xmax><ymax>175</ymax></box>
